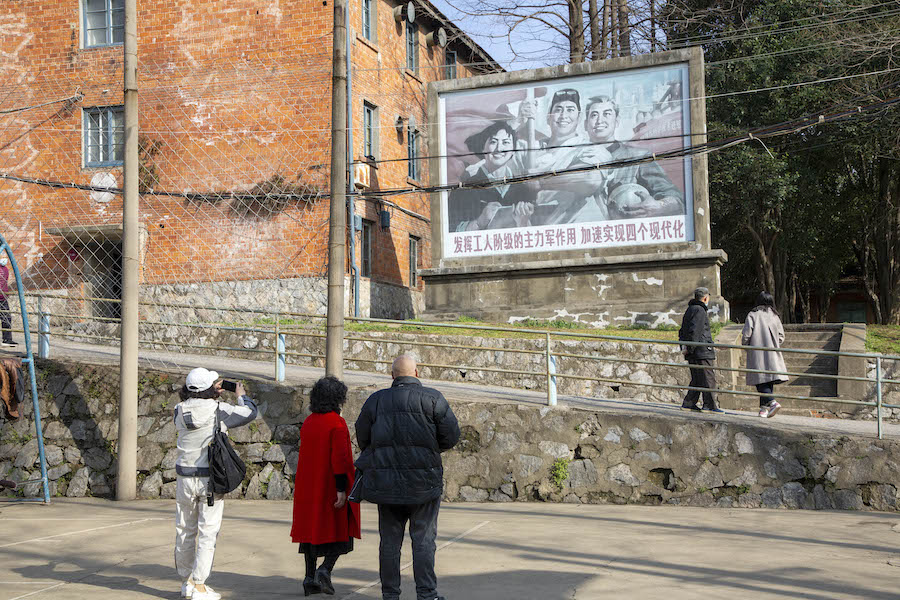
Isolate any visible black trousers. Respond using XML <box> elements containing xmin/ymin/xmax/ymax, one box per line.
<box><xmin>0</xmin><ymin>296</ymin><xmax>12</xmax><ymax>343</ymax></box>
<box><xmin>378</xmin><ymin>498</ymin><xmax>440</xmax><ymax>600</ymax></box>
<box><xmin>756</xmin><ymin>382</ymin><xmax>780</xmax><ymax>408</ymax></box>
<box><xmin>683</xmin><ymin>357</ymin><xmax>717</xmax><ymax>409</ymax></box>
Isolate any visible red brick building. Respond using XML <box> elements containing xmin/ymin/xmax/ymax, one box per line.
<box><xmin>0</xmin><ymin>0</ymin><xmax>499</xmax><ymax>321</ymax></box>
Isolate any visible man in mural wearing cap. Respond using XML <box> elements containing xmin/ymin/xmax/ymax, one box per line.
<box><xmin>577</xmin><ymin>95</ymin><xmax>684</xmax><ymax>220</ymax></box>
<box><xmin>173</xmin><ymin>367</ymin><xmax>259</xmax><ymax>600</ymax></box>
<box><xmin>0</xmin><ymin>255</ymin><xmax>15</xmax><ymax>348</ymax></box>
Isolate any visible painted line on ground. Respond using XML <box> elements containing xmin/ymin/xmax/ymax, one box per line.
<box><xmin>0</xmin><ymin>517</ymin><xmax>166</xmax><ymax>549</ymax></box>
<box><xmin>7</xmin><ymin>582</ymin><xmax>66</xmax><ymax>600</ymax></box>
<box><xmin>342</xmin><ymin>520</ymin><xmax>491</xmax><ymax>598</ymax></box>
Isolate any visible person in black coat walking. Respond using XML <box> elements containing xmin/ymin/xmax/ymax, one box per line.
<box><xmin>678</xmin><ymin>287</ymin><xmax>723</xmax><ymax>413</ymax></box>
<box><xmin>355</xmin><ymin>354</ymin><xmax>461</xmax><ymax>600</ymax></box>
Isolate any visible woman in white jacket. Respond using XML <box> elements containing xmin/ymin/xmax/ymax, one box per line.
<box><xmin>742</xmin><ymin>292</ymin><xmax>789</xmax><ymax>418</ymax></box>
<box><xmin>174</xmin><ymin>367</ymin><xmax>258</xmax><ymax>600</ymax></box>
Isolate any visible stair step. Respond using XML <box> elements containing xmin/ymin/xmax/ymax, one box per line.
<box><xmin>782</xmin><ymin>332</ymin><xmax>842</xmax><ymax>343</ymax></box>
<box><xmin>782</xmin><ymin>340</ymin><xmax>841</xmax><ymax>350</ymax></box>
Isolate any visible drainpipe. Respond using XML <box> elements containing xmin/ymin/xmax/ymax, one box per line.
<box><xmin>346</xmin><ymin>1</ymin><xmax>360</xmax><ymax>317</ymax></box>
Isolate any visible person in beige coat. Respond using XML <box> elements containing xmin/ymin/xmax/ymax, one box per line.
<box><xmin>742</xmin><ymin>291</ymin><xmax>789</xmax><ymax>418</ymax></box>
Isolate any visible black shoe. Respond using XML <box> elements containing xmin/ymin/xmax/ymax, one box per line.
<box><xmin>303</xmin><ymin>576</ymin><xmax>322</xmax><ymax>596</ymax></box>
<box><xmin>315</xmin><ymin>567</ymin><xmax>335</xmax><ymax>595</ymax></box>
<box><xmin>680</xmin><ymin>403</ymin><xmax>701</xmax><ymax>412</ymax></box>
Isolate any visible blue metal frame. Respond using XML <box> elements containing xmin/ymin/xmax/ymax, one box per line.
<box><xmin>84</xmin><ymin>106</ymin><xmax>125</xmax><ymax>168</ymax></box>
<box><xmin>82</xmin><ymin>0</ymin><xmax>125</xmax><ymax>49</ymax></box>
<box><xmin>0</xmin><ymin>234</ymin><xmax>50</xmax><ymax>503</ymax></box>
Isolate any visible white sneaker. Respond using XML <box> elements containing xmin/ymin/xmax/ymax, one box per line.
<box><xmin>191</xmin><ymin>586</ymin><xmax>221</xmax><ymax>600</ymax></box>
<box><xmin>181</xmin><ymin>580</ymin><xmax>195</xmax><ymax>599</ymax></box>
<box><xmin>766</xmin><ymin>401</ymin><xmax>781</xmax><ymax>418</ymax></box>
<box><xmin>758</xmin><ymin>407</ymin><xmax>768</xmax><ymax>418</ymax></box>
<box><xmin>0</xmin><ymin>342</ymin><xmax>15</xmax><ymax>348</ymax></box>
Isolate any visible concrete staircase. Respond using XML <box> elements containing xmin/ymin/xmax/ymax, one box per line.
<box><xmin>718</xmin><ymin>324</ymin><xmax>848</xmax><ymax>415</ymax></box>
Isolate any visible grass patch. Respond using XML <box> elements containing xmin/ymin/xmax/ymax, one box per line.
<box><xmin>866</xmin><ymin>325</ymin><xmax>900</xmax><ymax>356</ymax></box>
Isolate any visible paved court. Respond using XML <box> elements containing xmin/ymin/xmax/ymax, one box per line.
<box><xmin>0</xmin><ymin>499</ymin><xmax>898</xmax><ymax>599</ymax></box>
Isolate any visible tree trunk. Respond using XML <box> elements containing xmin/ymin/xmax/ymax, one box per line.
<box><xmin>568</xmin><ymin>0</ymin><xmax>585</xmax><ymax>62</ymax></box>
<box><xmin>618</xmin><ymin>0</ymin><xmax>630</xmax><ymax>56</ymax></box>
<box><xmin>589</xmin><ymin>0</ymin><xmax>601</xmax><ymax>60</ymax></box>
<box><xmin>611</xmin><ymin>0</ymin><xmax>619</xmax><ymax>57</ymax></box>
<box><xmin>650</xmin><ymin>0</ymin><xmax>656</xmax><ymax>52</ymax></box>
<box><xmin>600</xmin><ymin>0</ymin><xmax>609</xmax><ymax>58</ymax></box>
<box><xmin>873</xmin><ymin>158</ymin><xmax>900</xmax><ymax>324</ymax></box>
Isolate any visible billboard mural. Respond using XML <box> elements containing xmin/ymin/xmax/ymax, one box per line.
<box><xmin>438</xmin><ymin>63</ymin><xmax>695</xmax><ymax>258</ymax></box>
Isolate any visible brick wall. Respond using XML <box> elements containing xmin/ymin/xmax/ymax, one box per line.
<box><xmin>1</xmin><ymin>0</ymin><xmax>497</xmax><ymax>316</ymax></box>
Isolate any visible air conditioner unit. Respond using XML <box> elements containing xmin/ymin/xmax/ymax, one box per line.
<box><xmin>354</xmin><ymin>162</ymin><xmax>371</xmax><ymax>189</ymax></box>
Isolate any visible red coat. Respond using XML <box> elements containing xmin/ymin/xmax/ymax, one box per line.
<box><xmin>290</xmin><ymin>411</ymin><xmax>361</xmax><ymax>544</ymax></box>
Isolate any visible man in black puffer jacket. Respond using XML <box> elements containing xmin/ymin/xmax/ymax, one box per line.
<box><xmin>678</xmin><ymin>287</ymin><xmax>723</xmax><ymax>413</ymax></box>
<box><xmin>355</xmin><ymin>354</ymin><xmax>460</xmax><ymax>600</ymax></box>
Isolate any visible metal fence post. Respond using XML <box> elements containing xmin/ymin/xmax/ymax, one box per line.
<box><xmin>275</xmin><ymin>314</ymin><xmax>285</xmax><ymax>382</ymax></box>
<box><xmin>545</xmin><ymin>332</ymin><xmax>557</xmax><ymax>406</ymax></box>
<box><xmin>37</xmin><ymin>296</ymin><xmax>50</xmax><ymax>359</ymax></box>
<box><xmin>876</xmin><ymin>355</ymin><xmax>883</xmax><ymax>440</ymax></box>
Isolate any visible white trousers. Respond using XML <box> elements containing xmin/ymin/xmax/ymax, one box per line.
<box><xmin>175</xmin><ymin>476</ymin><xmax>224</xmax><ymax>585</ymax></box>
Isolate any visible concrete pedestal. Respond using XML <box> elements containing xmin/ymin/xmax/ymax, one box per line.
<box><xmin>421</xmin><ymin>249</ymin><xmax>728</xmax><ymax>326</ymax></box>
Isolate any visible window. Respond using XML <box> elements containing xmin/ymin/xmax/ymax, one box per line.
<box><xmin>406</xmin><ymin>21</ymin><xmax>419</xmax><ymax>74</ymax></box>
<box><xmin>409</xmin><ymin>236</ymin><xmax>420</xmax><ymax>286</ymax></box>
<box><xmin>445</xmin><ymin>50</ymin><xmax>457</xmax><ymax>80</ymax></box>
<box><xmin>361</xmin><ymin>0</ymin><xmax>375</xmax><ymax>42</ymax></box>
<box><xmin>84</xmin><ymin>106</ymin><xmax>124</xmax><ymax>167</ymax></box>
<box><xmin>407</xmin><ymin>127</ymin><xmax>419</xmax><ymax>180</ymax></box>
<box><xmin>361</xmin><ymin>219</ymin><xmax>373</xmax><ymax>277</ymax></box>
<box><xmin>83</xmin><ymin>0</ymin><xmax>125</xmax><ymax>48</ymax></box>
<box><xmin>363</xmin><ymin>101</ymin><xmax>377</xmax><ymax>160</ymax></box>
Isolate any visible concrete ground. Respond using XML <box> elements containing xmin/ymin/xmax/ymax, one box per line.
<box><xmin>0</xmin><ymin>499</ymin><xmax>898</xmax><ymax>600</ymax></box>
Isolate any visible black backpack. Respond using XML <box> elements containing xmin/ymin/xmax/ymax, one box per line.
<box><xmin>207</xmin><ymin>403</ymin><xmax>246</xmax><ymax>496</ymax></box>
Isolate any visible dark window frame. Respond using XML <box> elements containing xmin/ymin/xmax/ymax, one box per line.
<box><xmin>406</xmin><ymin>20</ymin><xmax>419</xmax><ymax>74</ymax></box>
<box><xmin>407</xmin><ymin>127</ymin><xmax>419</xmax><ymax>180</ymax></box>
<box><xmin>445</xmin><ymin>50</ymin><xmax>458</xmax><ymax>80</ymax></box>
<box><xmin>83</xmin><ymin>0</ymin><xmax>125</xmax><ymax>48</ymax></box>
<box><xmin>363</xmin><ymin>101</ymin><xmax>377</xmax><ymax>160</ymax></box>
<box><xmin>409</xmin><ymin>235</ymin><xmax>420</xmax><ymax>287</ymax></box>
<box><xmin>83</xmin><ymin>106</ymin><xmax>125</xmax><ymax>167</ymax></box>
<box><xmin>361</xmin><ymin>219</ymin><xmax>374</xmax><ymax>278</ymax></box>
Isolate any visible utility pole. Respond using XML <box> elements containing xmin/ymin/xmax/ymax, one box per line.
<box><xmin>117</xmin><ymin>0</ymin><xmax>139</xmax><ymax>501</ymax></box>
<box><xmin>325</xmin><ymin>0</ymin><xmax>348</xmax><ymax>378</ymax></box>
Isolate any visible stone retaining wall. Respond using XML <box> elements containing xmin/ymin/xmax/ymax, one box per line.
<box><xmin>1</xmin><ymin>360</ymin><xmax>897</xmax><ymax>512</ymax></box>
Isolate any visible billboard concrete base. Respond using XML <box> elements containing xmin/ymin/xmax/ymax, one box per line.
<box><xmin>421</xmin><ymin>249</ymin><xmax>729</xmax><ymax>327</ymax></box>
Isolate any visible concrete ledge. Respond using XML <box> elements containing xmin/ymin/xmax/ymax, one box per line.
<box><xmin>838</xmin><ymin>323</ymin><xmax>867</xmax><ymax>402</ymax></box>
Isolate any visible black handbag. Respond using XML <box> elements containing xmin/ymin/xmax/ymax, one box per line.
<box><xmin>207</xmin><ymin>403</ymin><xmax>247</xmax><ymax>499</ymax></box>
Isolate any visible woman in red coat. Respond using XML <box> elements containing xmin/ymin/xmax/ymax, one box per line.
<box><xmin>290</xmin><ymin>376</ymin><xmax>361</xmax><ymax>596</ymax></box>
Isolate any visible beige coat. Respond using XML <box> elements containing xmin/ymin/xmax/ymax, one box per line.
<box><xmin>741</xmin><ymin>309</ymin><xmax>789</xmax><ymax>386</ymax></box>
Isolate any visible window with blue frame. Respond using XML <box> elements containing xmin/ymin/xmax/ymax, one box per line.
<box><xmin>406</xmin><ymin>21</ymin><xmax>418</xmax><ymax>74</ymax></box>
<box><xmin>361</xmin><ymin>0</ymin><xmax>375</xmax><ymax>42</ymax></box>
<box><xmin>84</xmin><ymin>0</ymin><xmax>125</xmax><ymax>47</ymax></box>
<box><xmin>445</xmin><ymin>50</ymin><xmax>457</xmax><ymax>80</ymax></box>
<box><xmin>84</xmin><ymin>106</ymin><xmax>124</xmax><ymax>167</ymax></box>
<box><xmin>363</xmin><ymin>101</ymin><xmax>377</xmax><ymax>159</ymax></box>
<box><xmin>407</xmin><ymin>127</ymin><xmax>419</xmax><ymax>180</ymax></box>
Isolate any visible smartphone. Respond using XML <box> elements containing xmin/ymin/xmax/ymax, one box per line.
<box><xmin>221</xmin><ymin>380</ymin><xmax>237</xmax><ymax>393</ymax></box>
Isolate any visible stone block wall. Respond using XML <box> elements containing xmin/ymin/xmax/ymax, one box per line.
<box><xmin>1</xmin><ymin>359</ymin><xmax>898</xmax><ymax>512</ymax></box>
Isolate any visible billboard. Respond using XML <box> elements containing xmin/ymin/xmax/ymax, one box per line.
<box><xmin>438</xmin><ymin>63</ymin><xmax>695</xmax><ymax>259</ymax></box>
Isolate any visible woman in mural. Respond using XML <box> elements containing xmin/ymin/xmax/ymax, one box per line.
<box><xmin>447</xmin><ymin>121</ymin><xmax>537</xmax><ymax>232</ymax></box>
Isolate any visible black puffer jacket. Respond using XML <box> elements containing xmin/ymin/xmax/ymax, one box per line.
<box><xmin>355</xmin><ymin>376</ymin><xmax>460</xmax><ymax>505</ymax></box>
<box><xmin>679</xmin><ymin>299</ymin><xmax>716</xmax><ymax>360</ymax></box>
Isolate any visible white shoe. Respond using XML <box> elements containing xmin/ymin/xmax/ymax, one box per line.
<box><xmin>758</xmin><ymin>407</ymin><xmax>768</xmax><ymax>418</ymax></box>
<box><xmin>766</xmin><ymin>401</ymin><xmax>781</xmax><ymax>418</ymax></box>
<box><xmin>181</xmin><ymin>580</ymin><xmax>195</xmax><ymax>599</ymax></box>
<box><xmin>192</xmin><ymin>586</ymin><xmax>221</xmax><ymax>600</ymax></box>
<box><xmin>0</xmin><ymin>342</ymin><xmax>15</xmax><ymax>348</ymax></box>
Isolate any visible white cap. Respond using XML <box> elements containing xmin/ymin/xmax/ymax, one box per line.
<box><xmin>0</xmin><ymin>256</ymin><xmax>7</xmax><ymax>266</ymax></box>
<box><xmin>185</xmin><ymin>367</ymin><xmax>218</xmax><ymax>393</ymax></box>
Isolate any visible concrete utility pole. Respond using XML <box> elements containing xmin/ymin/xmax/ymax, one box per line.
<box><xmin>117</xmin><ymin>0</ymin><xmax>139</xmax><ymax>500</ymax></box>
<box><xmin>325</xmin><ymin>0</ymin><xmax>348</xmax><ymax>378</ymax></box>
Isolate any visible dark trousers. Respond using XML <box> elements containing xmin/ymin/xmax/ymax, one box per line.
<box><xmin>683</xmin><ymin>357</ymin><xmax>717</xmax><ymax>409</ymax></box>
<box><xmin>756</xmin><ymin>382</ymin><xmax>779</xmax><ymax>408</ymax></box>
<box><xmin>0</xmin><ymin>296</ymin><xmax>12</xmax><ymax>343</ymax></box>
<box><xmin>378</xmin><ymin>498</ymin><xmax>440</xmax><ymax>600</ymax></box>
